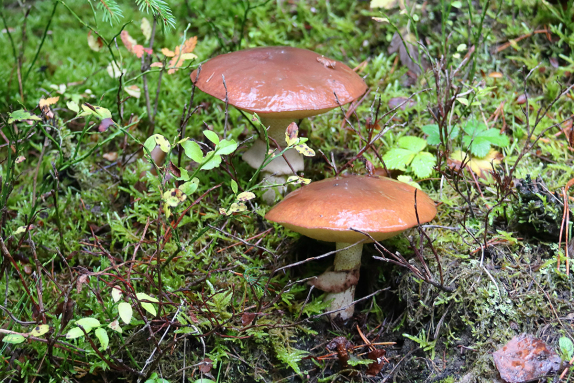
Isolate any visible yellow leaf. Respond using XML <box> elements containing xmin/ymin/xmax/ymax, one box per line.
<box><xmin>237</xmin><ymin>191</ymin><xmax>255</xmax><ymax>202</ymax></box>
<box><xmin>153</xmin><ymin>134</ymin><xmax>171</xmax><ymax>153</ymax></box>
<box><xmin>293</xmin><ymin>143</ymin><xmax>315</xmax><ymax>157</ymax></box>
<box><xmin>161</xmin><ymin>37</ymin><xmax>199</xmax><ymax>74</ymax></box>
<box><xmin>39</xmin><ymin>96</ymin><xmax>59</xmax><ymax>108</ymax></box>
<box><xmin>161</xmin><ymin>48</ymin><xmax>175</xmax><ymax>57</ymax></box>
<box><xmin>162</xmin><ymin>188</ymin><xmax>187</xmax><ymax>207</ymax></box>
<box><xmin>449</xmin><ymin>149</ymin><xmax>502</xmax><ymax>179</ymax></box>
<box><xmin>287</xmin><ymin>176</ymin><xmax>311</xmax><ymax>185</ymax></box>
<box><xmin>285</xmin><ymin>122</ymin><xmax>299</xmax><ymax>146</ymax></box>
<box><xmin>141</xmin><ymin>18</ymin><xmax>152</xmax><ymax>42</ymax></box>
<box><xmin>30</xmin><ymin>325</ymin><xmax>50</xmax><ymax>337</ymax></box>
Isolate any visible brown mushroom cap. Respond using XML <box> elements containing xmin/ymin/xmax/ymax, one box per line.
<box><xmin>265</xmin><ymin>176</ymin><xmax>437</xmax><ymax>243</ymax></box>
<box><xmin>190</xmin><ymin>46</ymin><xmax>367</xmax><ymax>119</ymax></box>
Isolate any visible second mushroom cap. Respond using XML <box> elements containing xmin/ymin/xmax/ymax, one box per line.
<box><xmin>265</xmin><ymin>175</ymin><xmax>437</xmax><ymax>243</ymax></box>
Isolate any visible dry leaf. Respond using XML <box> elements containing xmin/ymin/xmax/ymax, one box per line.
<box><xmin>285</xmin><ymin>122</ymin><xmax>299</xmax><ymax>146</ymax></box>
<box><xmin>103</xmin><ymin>152</ymin><xmax>118</xmax><ymax>161</ymax></box>
<box><xmin>98</xmin><ymin>118</ymin><xmax>115</xmax><ymax>132</ymax></box>
<box><xmin>87</xmin><ymin>31</ymin><xmax>103</xmax><ymax>52</ymax></box>
<box><xmin>317</xmin><ymin>56</ymin><xmax>336</xmax><ymax>69</ymax></box>
<box><xmin>39</xmin><ymin>96</ymin><xmax>59</xmax><ymax>109</ymax></box>
<box><xmin>125</xmin><ymin>85</ymin><xmax>141</xmax><ymax>98</ymax></box>
<box><xmin>156</xmin><ymin>36</ymin><xmax>198</xmax><ymax>74</ymax></box>
<box><xmin>15</xmin><ymin>156</ymin><xmax>25</xmax><ymax>164</ymax></box>
<box><xmin>141</xmin><ymin>18</ymin><xmax>152</xmax><ymax>43</ymax></box>
<box><xmin>388</xmin><ymin>29</ymin><xmax>422</xmax><ymax>76</ymax></box>
<box><xmin>120</xmin><ymin>31</ymin><xmax>152</xmax><ymax>58</ymax></box>
<box><xmin>198</xmin><ymin>358</ymin><xmax>213</xmax><ymax>374</ymax></box>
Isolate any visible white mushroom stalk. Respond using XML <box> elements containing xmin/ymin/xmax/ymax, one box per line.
<box><xmin>322</xmin><ymin>242</ymin><xmax>363</xmax><ymax>320</ymax></box>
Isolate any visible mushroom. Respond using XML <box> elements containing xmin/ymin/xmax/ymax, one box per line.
<box><xmin>190</xmin><ymin>47</ymin><xmax>367</xmax><ymax>202</ymax></box>
<box><xmin>265</xmin><ymin>175</ymin><xmax>437</xmax><ymax>320</ymax></box>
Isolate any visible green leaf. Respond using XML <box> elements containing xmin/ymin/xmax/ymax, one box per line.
<box><xmin>118</xmin><ymin>302</ymin><xmax>133</xmax><ymax>324</ymax></box>
<box><xmin>75</xmin><ymin>317</ymin><xmax>101</xmax><ymax>331</ymax></box>
<box><xmin>136</xmin><ymin>293</ymin><xmax>158</xmax><ymax>317</ymax></box>
<box><xmin>383</xmin><ymin>148</ymin><xmax>416</xmax><ymax>171</ymax></box>
<box><xmin>559</xmin><ymin>337</ymin><xmax>574</xmax><ymax>359</ymax></box>
<box><xmin>95</xmin><ymin>328</ymin><xmax>109</xmax><ymax>350</ymax></box>
<box><xmin>462</xmin><ymin>121</ymin><xmax>509</xmax><ymax>157</ymax></box>
<box><xmin>182</xmin><ymin>140</ymin><xmax>204</xmax><ymax>163</ymax></box>
<box><xmin>216</xmin><ymin>139</ymin><xmax>238</xmax><ymax>155</ymax></box>
<box><xmin>67</xmin><ymin>101</ymin><xmax>80</xmax><ymax>113</ymax></box>
<box><xmin>347</xmin><ymin>355</ymin><xmax>373</xmax><ymax>366</ymax></box>
<box><xmin>231</xmin><ymin>180</ymin><xmax>238</xmax><ymax>194</ymax></box>
<box><xmin>397</xmin><ymin>175</ymin><xmax>421</xmax><ymax>189</ymax></box>
<box><xmin>176</xmin><ymin>167</ymin><xmax>191</xmax><ymax>181</ymax></box>
<box><xmin>203</xmin><ymin>130</ymin><xmax>220</xmax><ymax>145</ymax></box>
<box><xmin>273</xmin><ymin>342</ymin><xmax>307</xmax><ymax>375</ymax></box>
<box><xmin>66</xmin><ymin>327</ymin><xmax>86</xmax><ymax>339</ymax></box>
<box><xmin>410</xmin><ymin>152</ymin><xmax>436</xmax><ymax>178</ymax></box>
<box><xmin>3</xmin><ymin>334</ymin><xmax>26</xmax><ymax>344</ymax></box>
<box><xmin>201</xmin><ymin>152</ymin><xmax>222</xmax><ymax>170</ymax></box>
<box><xmin>143</xmin><ymin>136</ymin><xmax>157</xmax><ymax>154</ymax></box>
<box><xmin>8</xmin><ymin>110</ymin><xmax>41</xmax><ymax>123</ymax></box>
<box><xmin>467</xmin><ymin>138</ymin><xmax>493</xmax><ymax>157</ymax></box>
<box><xmin>29</xmin><ymin>325</ymin><xmax>50</xmax><ymax>337</ymax></box>
<box><xmin>422</xmin><ymin>124</ymin><xmax>459</xmax><ymax>145</ymax></box>
<box><xmin>180</xmin><ymin>178</ymin><xmax>199</xmax><ymax>195</ymax></box>
<box><xmin>79</xmin><ymin>104</ymin><xmax>112</xmax><ymax>119</ymax></box>
<box><xmin>398</xmin><ymin>136</ymin><xmax>427</xmax><ymax>152</ymax></box>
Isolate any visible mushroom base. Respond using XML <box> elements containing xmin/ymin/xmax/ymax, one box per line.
<box><xmin>323</xmin><ymin>242</ymin><xmax>363</xmax><ymax>321</ymax></box>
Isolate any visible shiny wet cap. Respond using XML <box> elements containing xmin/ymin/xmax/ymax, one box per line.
<box><xmin>190</xmin><ymin>46</ymin><xmax>367</xmax><ymax>119</ymax></box>
<box><xmin>265</xmin><ymin>176</ymin><xmax>437</xmax><ymax>243</ymax></box>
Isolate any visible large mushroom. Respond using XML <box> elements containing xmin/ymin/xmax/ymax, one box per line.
<box><xmin>265</xmin><ymin>175</ymin><xmax>437</xmax><ymax>320</ymax></box>
<box><xmin>190</xmin><ymin>46</ymin><xmax>367</xmax><ymax>202</ymax></box>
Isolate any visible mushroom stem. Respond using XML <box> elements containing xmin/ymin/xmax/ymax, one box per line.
<box><xmin>243</xmin><ymin>116</ymin><xmax>305</xmax><ymax>203</ymax></box>
<box><xmin>325</xmin><ymin>242</ymin><xmax>363</xmax><ymax>320</ymax></box>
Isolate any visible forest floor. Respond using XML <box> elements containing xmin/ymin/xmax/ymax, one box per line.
<box><xmin>1</xmin><ymin>0</ymin><xmax>574</xmax><ymax>382</ymax></box>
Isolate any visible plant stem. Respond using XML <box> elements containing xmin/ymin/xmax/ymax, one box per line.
<box><xmin>325</xmin><ymin>242</ymin><xmax>363</xmax><ymax>320</ymax></box>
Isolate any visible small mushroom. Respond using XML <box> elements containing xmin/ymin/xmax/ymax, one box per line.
<box><xmin>191</xmin><ymin>47</ymin><xmax>367</xmax><ymax>202</ymax></box>
<box><xmin>265</xmin><ymin>175</ymin><xmax>437</xmax><ymax>320</ymax></box>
